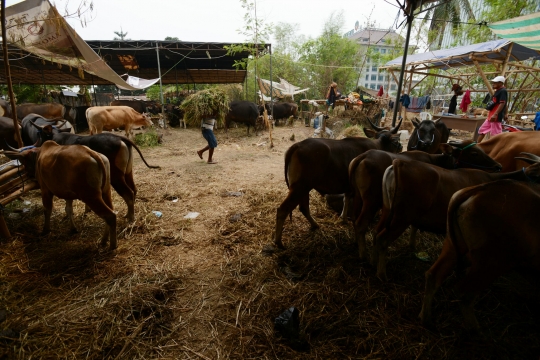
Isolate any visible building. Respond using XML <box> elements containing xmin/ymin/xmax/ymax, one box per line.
<box><xmin>344</xmin><ymin>26</ymin><xmax>405</xmax><ymax>96</ymax></box>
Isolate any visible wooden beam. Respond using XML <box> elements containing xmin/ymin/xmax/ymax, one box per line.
<box><xmin>473</xmin><ymin>60</ymin><xmax>494</xmax><ymax>95</ymax></box>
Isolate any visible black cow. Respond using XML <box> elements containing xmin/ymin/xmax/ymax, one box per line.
<box><xmin>225</xmin><ymin>101</ymin><xmax>260</xmax><ymax>135</ymax></box>
<box><xmin>20</xmin><ymin>114</ymin><xmax>72</xmax><ymax>146</ymax></box>
<box><xmin>407</xmin><ymin>118</ymin><xmax>449</xmax><ymax>153</ymax></box>
<box><xmin>71</xmin><ymin>106</ymin><xmax>91</xmax><ymax>133</ymax></box>
<box><xmin>34</xmin><ymin>129</ymin><xmax>159</xmax><ymax>222</ymax></box>
<box><xmin>0</xmin><ymin>116</ymin><xmax>21</xmax><ymax>150</ymax></box>
<box><xmin>164</xmin><ymin>104</ymin><xmax>185</xmax><ymax>127</ymax></box>
<box><xmin>274</xmin><ymin>118</ymin><xmax>403</xmax><ymax>249</ymax></box>
<box><xmin>260</xmin><ymin>102</ymin><xmax>298</xmax><ymax>125</ymax></box>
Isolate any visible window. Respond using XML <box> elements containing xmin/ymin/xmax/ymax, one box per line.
<box><xmin>365</xmin><ymin>67</ymin><xmax>370</xmax><ymax>73</ymax></box>
<box><xmin>385</xmin><ymin>76</ymin><xmax>389</xmax><ymax>81</ymax></box>
<box><xmin>373</xmin><ymin>48</ymin><xmax>379</xmax><ymax>53</ymax></box>
<box><xmin>372</xmin><ymin>65</ymin><xmax>377</xmax><ymax>71</ymax></box>
<box><xmin>381</xmin><ymin>48</ymin><xmax>387</xmax><ymax>54</ymax></box>
<box><xmin>378</xmin><ymin>75</ymin><xmax>384</xmax><ymax>81</ymax></box>
<box><xmin>391</xmin><ymin>84</ymin><xmax>397</xmax><ymax>90</ymax></box>
<box><xmin>365</xmin><ymin>83</ymin><xmax>369</xmax><ymax>88</ymax></box>
<box><xmin>370</xmin><ymin>84</ymin><xmax>376</xmax><ymax>89</ymax></box>
<box><xmin>371</xmin><ymin>75</ymin><xmax>377</xmax><ymax>81</ymax></box>
<box><xmin>365</xmin><ymin>75</ymin><xmax>369</xmax><ymax>81</ymax></box>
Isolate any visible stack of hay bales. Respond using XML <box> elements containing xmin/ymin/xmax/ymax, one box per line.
<box><xmin>179</xmin><ymin>89</ymin><xmax>230</xmax><ymax>127</ymax></box>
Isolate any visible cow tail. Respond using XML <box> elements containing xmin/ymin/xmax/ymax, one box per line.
<box><xmin>383</xmin><ymin>160</ymin><xmax>401</xmax><ymax>230</ymax></box>
<box><xmin>348</xmin><ymin>156</ymin><xmax>361</xmax><ymax>196</ymax></box>
<box><xmin>446</xmin><ymin>187</ymin><xmax>477</xmax><ymax>256</ymax></box>
<box><xmin>118</xmin><ymin>135</ymin><xmax>160</xmax><ymax>169</ymax></box>
<box><xmin>284</xmin><ymin>143</ymin><xmax>298</xmax><ymax>189</ymax></box>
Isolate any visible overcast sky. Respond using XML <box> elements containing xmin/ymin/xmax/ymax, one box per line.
<box><xmin>7</xmin><ymin>0</ymin><xmax>405</xmax><ymax>43</ymax></box>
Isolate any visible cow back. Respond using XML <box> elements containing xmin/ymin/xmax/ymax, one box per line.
<box><xmin>478</xmin><ymin>131</ymin><xmax>540</xmax><ymax>172</ymax></box>
<box><xmin>16</xmin><ymin>103</ymin><xmax>65</xmax><ymax>120</ymax></box>
<box><xmin>0</xmin><ymin>116</ymin><xmax>20</xmax><ymax>150</ymax></box>
<box><xmin>110</xmin><ymin>100</ymin><xmax>145</xmax><ymax>114</ymax></box>
<box><xmin>225</xmin><ymin>101</ymin><xmax>258</xmax><ymax>128</ymax></box>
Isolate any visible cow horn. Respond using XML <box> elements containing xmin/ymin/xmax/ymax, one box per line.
<box><xmin>433</xmin><ymin>118</ymin><xmax>441</xmax><ymax>124</ymax></box>
<box><xmin>367</xmin><ymin>117</ymin><xmax>386</xmax><ymax>132</ymax></box>
<box><xmin>30</xmin><ymin>120</ymin><xmax>44</xmax><ymax>130</ymax></box>
<box><xmin>4</xmin><ymin>140</ymin><xmax>20</xmax><ymax>152</ymax></box>
<box><xmin>42</xmin><ymin>117</ymin><xmax>63</xmax><ymax>123</ymax></box>
<box><xmin>516</xmin><ymin>152</ymin><xmax>540</xmax><ymax>163</ymax></box>
<box><xmin>390</xmin><ymin>118</ymin><xmax>403</xmax><ymax>134</ymax></box>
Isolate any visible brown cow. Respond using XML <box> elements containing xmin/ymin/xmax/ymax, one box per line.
<box><xmin>15</xmin><ymin>103</ymin><xmax>65</xmax><ymax>121</ymax></box>
<box><xmin>372</xmin><ymin>154</ymin><xmax>540</xmax><ymax>280</ymax></box>
<box><xmin>86</xmin><ymin>106</ymin><xmax>153</xmax><ymax>138</ymax></box>
<box><xmin>419</xmin><ymin>160</ymin><xmax>540</xmax><ymax>330</ymax></box>
<box><xmin>274</xmin><ymin>119</ymin><xmax>402</xmax><ymax>249</ymax></box>
<box><xmin>478</xmin><ymin>131</ymin><xmax>540</xmax><ymax>172</ymax></box>
<box><xmin>4</xmin><ymin>141</ymin><xmax>117</xmax><ymax>249</ymax></box>
<box><xmin>348</xmin><ymin>141</ymin><xmax>502</xmax><ymax>260</ymax></box>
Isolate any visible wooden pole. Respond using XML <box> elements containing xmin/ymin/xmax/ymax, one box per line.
<box><xmin>1</xmin><ymin>0</ymin><xmax>23</xmax><ymax>148</ymax></box>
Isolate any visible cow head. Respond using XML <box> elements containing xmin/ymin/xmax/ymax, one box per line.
<box><xmin>446</xmin><ymin>140</ymin><xmax>502</xmax><ymax>172</ymax></box>
<box><xmin>409</xmin><ymin>118</ymin><xmax>439</xmax><ymax>151</ymax></box>
<box><xmin>516</xmin><ymin>152</ymin><xmax>540</xmax><ymax>181</ymax></box>
<box><xmin>30</xmin><ymin>120</ymin><xmax>71</xmax><ymax>146</ymax></box>
<box><xmin>2</xmin><ymin>146</ymin><xmax>40</xmax><ymax>177</ymax></box>
<box><xmin>365</xmin><ymin>118</ymin><xmax>403</xmax><ymax>153</ymax></box>
<box><xmin>138</xmin><ymin>113</ymin><xmax>154</xmax><ymax>128</ymax></box>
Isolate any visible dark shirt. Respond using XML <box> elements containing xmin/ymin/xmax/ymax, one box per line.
<box><xmin>489</xmin><ymin>87</ymin><xmax>508</xmax><ymax>122</ymax></box>
<box><xmin>448</xmin><ymin>95</ymin><xmax>457</xmax><ymax>114</ymax></box>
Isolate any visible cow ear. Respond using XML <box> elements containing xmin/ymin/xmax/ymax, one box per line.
<box><xmin>439</xmin><ymin>143</ymin><xmax>453</xmax><ymax>155</ymax></box>
<box><xmin>363</xmin><ymin>128</ymin><xmax>377</xmax><ymax>138</ymax></box>
<box><xmin>411</xmin><ymin>118</ymin><xmax>420</xmax><ymax>127</ymax></box>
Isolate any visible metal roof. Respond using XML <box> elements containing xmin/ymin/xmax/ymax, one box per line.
<box><xmin>0</xmin><ymin>40</ymin><xmax>269</xmax><ymax>86</ymax></box>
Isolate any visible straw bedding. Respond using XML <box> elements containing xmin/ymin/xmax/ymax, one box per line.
<box><xmin>0</xmin><ymin>122</ymin><xmax>539</xmax><ymax>359</ymax></box>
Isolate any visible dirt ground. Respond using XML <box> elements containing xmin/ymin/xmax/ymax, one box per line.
<box><xmin>0</xmin><ymin>120</ymin><xmax>539</xmax><ymax>359</ymax></box>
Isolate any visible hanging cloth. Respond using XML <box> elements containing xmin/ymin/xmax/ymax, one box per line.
<box><xmin>460</xmin><ymin>90</ymin><xmax>472</xmax><ymax>113</ymax></box>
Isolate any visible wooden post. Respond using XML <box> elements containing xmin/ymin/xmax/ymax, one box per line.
<box><xmin>1</xmin><ymin>0</ymin><xmax>23</xmax><ymax>148</ymax></box>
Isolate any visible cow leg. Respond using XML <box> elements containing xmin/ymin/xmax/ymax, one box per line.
<box><xmin>374</xmin><ymin>223</ymin><xmax>409</xmax><ymax>281</ymax></box>
<box><xmin>354</xmin><ymin>200</ymin><xmax>380</xmax><ymax>261</ymax></box>
<box><xmin>298</xmin><ymin>193</ymin><xmax>319</xmax><ymax>231</ymax></box>
<box><xmin>40</xmin><ymin>190</ymin><xmax>54</xmax><ymax>236</ymax></box>
<box><xmin>409</xmin><ymin>226</ymin><xmax>419</xmax><ymax>251</ymax></box>
<box><xmin>86</xmin><ymin>197</ymin><xmax>117</xmax><ymax>250</ymax></box>
<box><xmin>419</xmin><ymin>237</ymin><xmax>457</xmax><ymax>328</ymax></box>
<box><xmin>111</xmin><ymin>176</ymin><xmax>135</xmax><ymax>222</ymax></box>
<box><xmin>275</xmin><ymin>189</ymin><xmax>317</xmax><ymax>249</ymax></box>
<box><xmin>339</xmin><ymin>194</ymin><xmax>350</xmax><ymax>223</ymax></box>
<box><xmin>64</xmin><ymin>199</ymin><xmax>78</xmax><ymax>233</ymax></box>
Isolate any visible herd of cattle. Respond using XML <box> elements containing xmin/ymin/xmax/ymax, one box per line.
<box><xmin>274</xmin><ymin>117</ymin><xmax>540</xmax><ymax>332</ymax></box>
<box><xmin>1</xmin><ymin>95</ymin><xmax>535</xmax><ymax>333</ymax></box>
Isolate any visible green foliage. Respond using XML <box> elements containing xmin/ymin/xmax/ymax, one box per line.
<box><xmin>113</xmin><ymin>28</ymin><xmax>129</xmax><ymax>41</ymax></box>
<box><xmin>179</xmin><ymin>88</ymin><xmax>229</xmax><ymax>127</ymax></box>
<box><xmin>134</xmin><ymin>128</ymin><xmax>161</xmax><ymax>147</ymax></box>
<box><xmin>165</xmin><ymin>36</ymin><xmax>179</xmax><ymax>41</ymax></box>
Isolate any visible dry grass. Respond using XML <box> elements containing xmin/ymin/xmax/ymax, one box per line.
<box><xmin>0</xmin><ymin>122</ymin><xmax>539</xmax><ymax>359</ymax></box>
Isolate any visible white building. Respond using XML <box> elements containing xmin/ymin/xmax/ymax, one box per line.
<box><xmin>344</xmin><ymin>26</ymin><xmax>405</xmax><ymax>96</ymax></box>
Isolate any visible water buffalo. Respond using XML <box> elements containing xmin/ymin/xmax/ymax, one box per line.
<box><xmin>407</xmin><ymin>118</ymin><xmax>449</xmax><ymax>153</ymax></box>
<box><xmin>20</xmin><ymin>114</ymin><xmax>73</xmax><ymax>146</ymax></box>
<box><xmin>225</xmin><ymin>101</ymin><xmax>260</xmax><ymax>135</ymax></box>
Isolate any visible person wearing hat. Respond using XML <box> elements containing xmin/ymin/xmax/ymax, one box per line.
<box><xmin>477</xmin><ymin>75</ymin><xmax>507</xmax><ymax>143</ymax></box>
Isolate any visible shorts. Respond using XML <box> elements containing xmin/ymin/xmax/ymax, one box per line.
<box><xmin>478</xmin><ymin>119</ymin><xmax>502</xmax><ymax>136</ymax></box>
<box><xmin>202</xmin><ymin>128</ymin><xmax>218</xmax><ymax>148</ymax></box>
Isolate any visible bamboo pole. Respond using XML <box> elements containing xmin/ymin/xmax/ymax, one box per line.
<box><xmin>473</xmin><ymin>60</ymin><xmax>494</xmax><ymax>95</ymax></box>
<box><xmin>0</xmin><ymin>167</ymin><xmax>20</xmax><ymax>186</ymax></box>
<box><xmin>1</xmin><ymin>0</ymin><xmax>23</xmax><ymax>148</ymax></box>
<box><xmin>0</xmin><ymin>180</ymin><xmax>38</xmax><ymax>206</ymax></box>
<box><xmin>0</xmin><ymin>173</ymin><xmax>28</xmax><ymax>194</ymax></box>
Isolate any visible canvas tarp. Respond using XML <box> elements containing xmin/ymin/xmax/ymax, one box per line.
<box><xmin>257</xmin><ymin>77</ymin><xmax>309</xmax><ymax>100</ymax></box>
<box><xmin>489</xmin><ymin>12</ymin><xmax>540</xmax><ymax>51</ymax></box>
<box><xmin>4</xmin><ymin>0</ymin><xmax>159</xmax><ymax>90</ymax></box>
<box><xmin>382</xmin><ymin>39</ymin><xmax>540</xmax><ymax>70</ymax></box>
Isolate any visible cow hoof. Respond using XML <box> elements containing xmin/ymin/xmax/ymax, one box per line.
<box><xmin>124</xmin><ymin>214</ymin><xmax>135</xmax><ymax>222</ymax></box>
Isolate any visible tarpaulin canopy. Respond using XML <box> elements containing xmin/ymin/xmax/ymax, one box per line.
<box><xmin>257</xmin><ymin>77</ymin><xmax>309</xmax><ymax>100</ymax></box>
<box><xmin>489</xmin><ymin>12</ymin><xmax>540</xmax><ymax>51</ymax></box>
<box><xmin>4</xmin><ymin>0</ymin><xmax>158</xmax><ymax>90</ymax></box>
<box><xmin>381</xmin><ymin>39</ymin><xmax>540</xmax><ymax>70</ymax></box>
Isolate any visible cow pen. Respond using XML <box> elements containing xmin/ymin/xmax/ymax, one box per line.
<box><xmin>0</xmin><ymin>124</ymin><xmax>538</xmax><ymax>359</ymax></box>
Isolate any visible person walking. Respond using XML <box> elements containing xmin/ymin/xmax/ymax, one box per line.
<box><xmin>477</xmin><ymin>76</ymin><xmax>507</xmax><ymax>143</ymax></box>
<box><xmin>197</xmin><ymin>112</ymin><xmax>218</xmax><ymax>164</ymax></box>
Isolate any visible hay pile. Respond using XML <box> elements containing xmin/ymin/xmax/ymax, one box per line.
<box><xmin>341</xmin><ymin>125</ymin><xmax>365</xmax><ymax>138</ymax></box>
<box><xmin>179</xmin><ymin>88</ymin><xmax>229</xmax><ymax>127</ymax></box>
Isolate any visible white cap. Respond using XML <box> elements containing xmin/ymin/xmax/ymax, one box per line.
<box><xmin>491</xmin><ymin>76</ymin><xmax>506</xmax><ymax>83</ymax></box>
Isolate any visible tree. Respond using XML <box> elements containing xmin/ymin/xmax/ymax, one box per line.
<box><xmin>165</xmin><ymin>36</ymin><xmax>179</xmax><ymax>41</ymax></box>
<box><xmin>113</xmin><ymin>27</ymin><xmax>129</xmax><ymax>40</ymax></box>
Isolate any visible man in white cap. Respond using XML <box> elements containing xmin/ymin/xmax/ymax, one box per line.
<box><xmin>477</xmin><ymin>75</ymin><xmax>507</xmax><ymax>143</ymax></box>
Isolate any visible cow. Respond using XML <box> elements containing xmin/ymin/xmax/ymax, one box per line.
<box><xmin>86</xmin><ymin>106</ymin><xmax>153</xmax><ymax>139</ymax></box>
<box><xmin>225</xmin><ymin>100</ymin><xmax>260</xmax><ymax>135</ymax></box>
<box><xmin>20</xmin><ymin>114</ymin><xmax>73</xmax><ymax>146</ymax></box>
<box><xmin>261</xmin><ymin>102</ymin><xmax>298</xmax><ymax>125</ymax></box>
<box><xmin>274</xmin><ymin>118</ymin><xmax>403</xmax><ymax>249</ymax></box>
<box><xmin>477</xmin><ymin>131</ymin><xmax>540</xmax><ymax>172</ymax></box>
<box><xmin>33</xmin><ymin>127</ymin><xmax>160</xmax><ymax>222</ymax></box>
<box><xmin>15</xmin><ymin>103</ymin><xmax>65</xmax><ymax>120</ymax></box>
<box><xmin>419</xmin><ymin>163</ymin><xmax>540</xmax><ymax>330</ymax></box>
<box><xmin>470</xmin><ymin>107</ymin><xmax>488</xmax><ymax>117</ymax></box>
<box><xmin>71</xmin><ymin>106</ymin><xmax>91</xmax><ymax>133</ymax></box>
<box><xmin>0</xmin><ymin>116</ymin><xmax>22</xmax><ymax>150</ymax></box>
<box><xmin>163</xmin><ymin>104</ymin><xmax>184</xmax><ymax>127</ymax></box>
<box><xmin>407</xmin><ymin>118</ymin><xmax>449</xmax><ymax>153</ymax></box>
<box><xmin>3</xmin><ymin>141</ymin><xmax>117</xmax><ymax>249</ymax></box>
<box><xmin>372</xmin><ymin>154</ymin><xmax>540</xmax><ymax>280</ymax></box>
<box><xmin>348</xmin><ymin>141</ymin><xmax>502</xmax><ymax>260</ymax></box>
<box><xmin>110</xmin><ymin>99</ymin><xmax>161</xmax><ymax>115</ymax></box>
